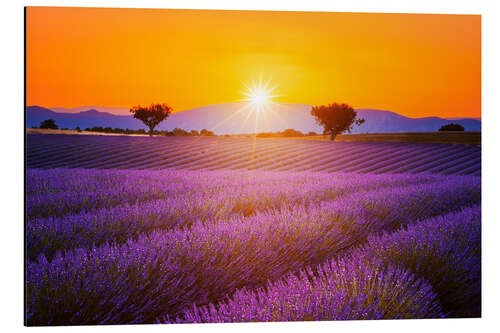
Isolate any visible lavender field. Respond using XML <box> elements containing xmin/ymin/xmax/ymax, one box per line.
<box><xmin>27</xmin><ymin>135</ymin><xmax>481</xmax><ymax>175</ymax></box>
<box><xmin>26</xmin><ymin>144</ymin><xmax>481</xmax><ymax>325</ymax></box>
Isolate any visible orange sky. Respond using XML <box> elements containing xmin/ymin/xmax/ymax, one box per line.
<box><xmin>26</xmin><ymin>7</ymin><xmax>481</xmax><ymax>118</ymax></box>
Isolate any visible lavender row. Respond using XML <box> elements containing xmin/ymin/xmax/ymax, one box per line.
<box><xmin>27</xmin><ymin>135</ymin><xmax>481</xmax><ymax>175</ymax></box>
<box><xmin>26</xmin><ymin>169</ymin><xmax>310</xmax><ymax>218</ymax></box>
<box><xmin>26</xmin><ymin>179</ymin><xmax>480</xmax><ymax>325</ymax></box>
<box><xmin>174</xmin><ymin>258</ymin><xmax>443</xmax><ymax>323</ymax></box>
<box><xmin>175</xmin><ymin>206</ymin><xmax>480</xmax><ymax>323</ymax></box>
<box><xmin>26</xmin><ymin>171</ymin><xmax>451</xmax><ymax>261</ymax></box>
<box><xmin>27</xmin><ymin>169</ymin><xmax>204</xmax><ymax>218</ymax></box>
<box><xmin>362</xmin><ymin>206</ymin><xmax>481</xmax><ymax>317</ymax></box>
<box><xmin>29</xmin><ymin>165</ymin><xmax>370</xmax><ymax>196</ymax></box>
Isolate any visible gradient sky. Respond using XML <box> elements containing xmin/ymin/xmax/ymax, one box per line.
<box><xmin>26</xmin><ymin>7</ymin><xmax>481</xmax><ymax>118</ymax></box>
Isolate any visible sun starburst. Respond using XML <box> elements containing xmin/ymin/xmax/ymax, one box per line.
<box><xmin>242</xmin><ymin>77</ymin><xmax>278</xmax><ymax>113</ymax></box>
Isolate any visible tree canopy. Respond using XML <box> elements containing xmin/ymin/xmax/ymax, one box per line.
<box><xmin>130</xmin><ymin>103</ymin><xmax>172</xmax><ymax>136</ymax></box>
<box><xmin>200</xmin><ymin>129</ymin><xmax>215</xmax><ymax>136</ymax></box>
<box><xmin>439</xmin><ymin>123</ymin><xmax>465</xmax><ymax>131</ymax></box>
<box><xmin>40</xmin><ymin>119</ymin><xmax>58</xmax><ymax>130</ymax></box>
<box><xmin>310</xmin><ymin>103</ymin><xmax>365</xmax><ymax>140</ymax></box>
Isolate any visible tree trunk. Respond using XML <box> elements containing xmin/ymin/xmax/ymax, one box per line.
<box><xmin>149</xmin><ymin>126</ymin><xmax>154</xmax><ymax>137</ymax></box>
<box><xmin>330</xmin><ymin>133</ymin><xmax>337</xmax><ymax>141</ymax></box>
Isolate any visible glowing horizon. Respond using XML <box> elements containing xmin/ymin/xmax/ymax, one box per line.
<box><xmin>26</xmin><ymin>7</ymin><xmax>481</xmax><ymax>118</ymax></box>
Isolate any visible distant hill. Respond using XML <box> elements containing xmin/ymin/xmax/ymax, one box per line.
<box><xmin>27</xmin><ymin>106</ymin><xmax>143</xmax><ymax>130</ymax></box>
<box><xmin>26</xmin><ymin>103</ymin><xmax>481</xmax><ymax>134</ymax></box>
<box><xmin>50</xmin><ymin>106</ymin><xmax>130</xmax><ymax>115</ymax></box>
<box><xmin>354</xmin><ymin>109</ymin><xmax>481</xmax><ymax>133</ymax></box>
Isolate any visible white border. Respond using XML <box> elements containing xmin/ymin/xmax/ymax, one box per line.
<box><xmin>14</xmin><ymin>0</ymin><xmax>488</xmax><ymax>13</ymax></box>
<box><xmin>2</xmin><ymin>1</ymin><xmax>499</xmax><ymax>332</ymax></box>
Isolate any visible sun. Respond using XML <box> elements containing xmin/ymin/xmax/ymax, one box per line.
<box><xmin>249</xmin><ymin>89</ymin><xmax>270</xmax><ymax>107</ymax></box>
<box><xmin>242</xmin><ymin>77</ymin><xmax>278</xmax><ymax>112</ymax></box>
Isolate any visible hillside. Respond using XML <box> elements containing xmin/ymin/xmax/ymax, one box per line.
<box><xmin>26</xmin><ymin>104</ymin><xmax>481</xmax><ymax>134</ymax></box>
<box><xmin>27</xmin><ymin>134</ymin><xmax>481</xmax><ymax>176</ymax></box>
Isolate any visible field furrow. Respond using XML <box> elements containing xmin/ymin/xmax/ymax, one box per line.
<box><xmin>27</xmin><ymin>135</ymin><xmax>480</xmax><ymax>175</ymax></box>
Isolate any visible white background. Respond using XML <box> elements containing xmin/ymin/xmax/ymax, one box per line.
<box><xmin>1</xmin><ymin>0</ymin><xmax>498</xmax><ymax>332</ymax></box>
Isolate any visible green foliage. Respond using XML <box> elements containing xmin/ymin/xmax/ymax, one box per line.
<box><xmin>310</xmin><ymin>103</ymin><xmax>365</xmax><ymax>140</ymax></box>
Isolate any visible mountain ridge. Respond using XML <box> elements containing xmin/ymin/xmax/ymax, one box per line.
<box><xmin>26</xmin><ymin>104</ymin><xmax>481</xmax><ymax>134</ymax></box>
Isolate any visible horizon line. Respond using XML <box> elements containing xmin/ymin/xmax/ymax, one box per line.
<box><xmin>28</xmin><ymin>104</ymin><xmax>482</xmax><ymax>120</ymax></box>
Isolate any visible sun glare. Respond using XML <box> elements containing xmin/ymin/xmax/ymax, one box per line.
<box><xmin>250</xmin><ymin>89</ymin><xmax>270</xmax><ymax>107</ymax></box>
<box><xmin>242</xmin><ymin>77</ymin><xmax>278</xmax><ymax>113</ymax></box>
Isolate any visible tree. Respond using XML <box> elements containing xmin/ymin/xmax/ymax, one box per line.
<box><xmin>200</xmin><ymin>129</ymin><xmax>215</xmax><ymax>136</ymax></box>
<box><xmin>280</xmin><ymin>129</ymin><xmax>304</xmax><ymax>137</ymax></box>
<box><xmin>40</xmin><ymin>119</ymin><xmax>58</xmax><ymax>129</ymax></box>
<box><xmin>310</xmin><ymin>103</ymin><xmax>365</xmax><ymax>141</ymax></box>
<box><xmin>130</xmin><ymin>103</ymin><xmax>172</xmax><ymax>136</ymax></box>
<box><xmin>439</xmin><ymin>123</ymin><xmax>465</xmax><ymax>131</ymax></box>
<box><xmin>172</xmin><ymin>128</ymin><xmax>189</xmax><ymax>136</ymax></box>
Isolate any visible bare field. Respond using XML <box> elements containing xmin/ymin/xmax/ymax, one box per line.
<box><xmin>27</xmin><ymin>128</ymin><xmax>481</xmax><ymax>145</ymax></box>
<box><xmin>256</xmin><ymin>132</ymin><xmax>481</xmax><ymax>145</ymax></box>
<box><xmin>26</xmin><ymin>128</ymin><xmax>151</xmax><ymax>137</ymax></box>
